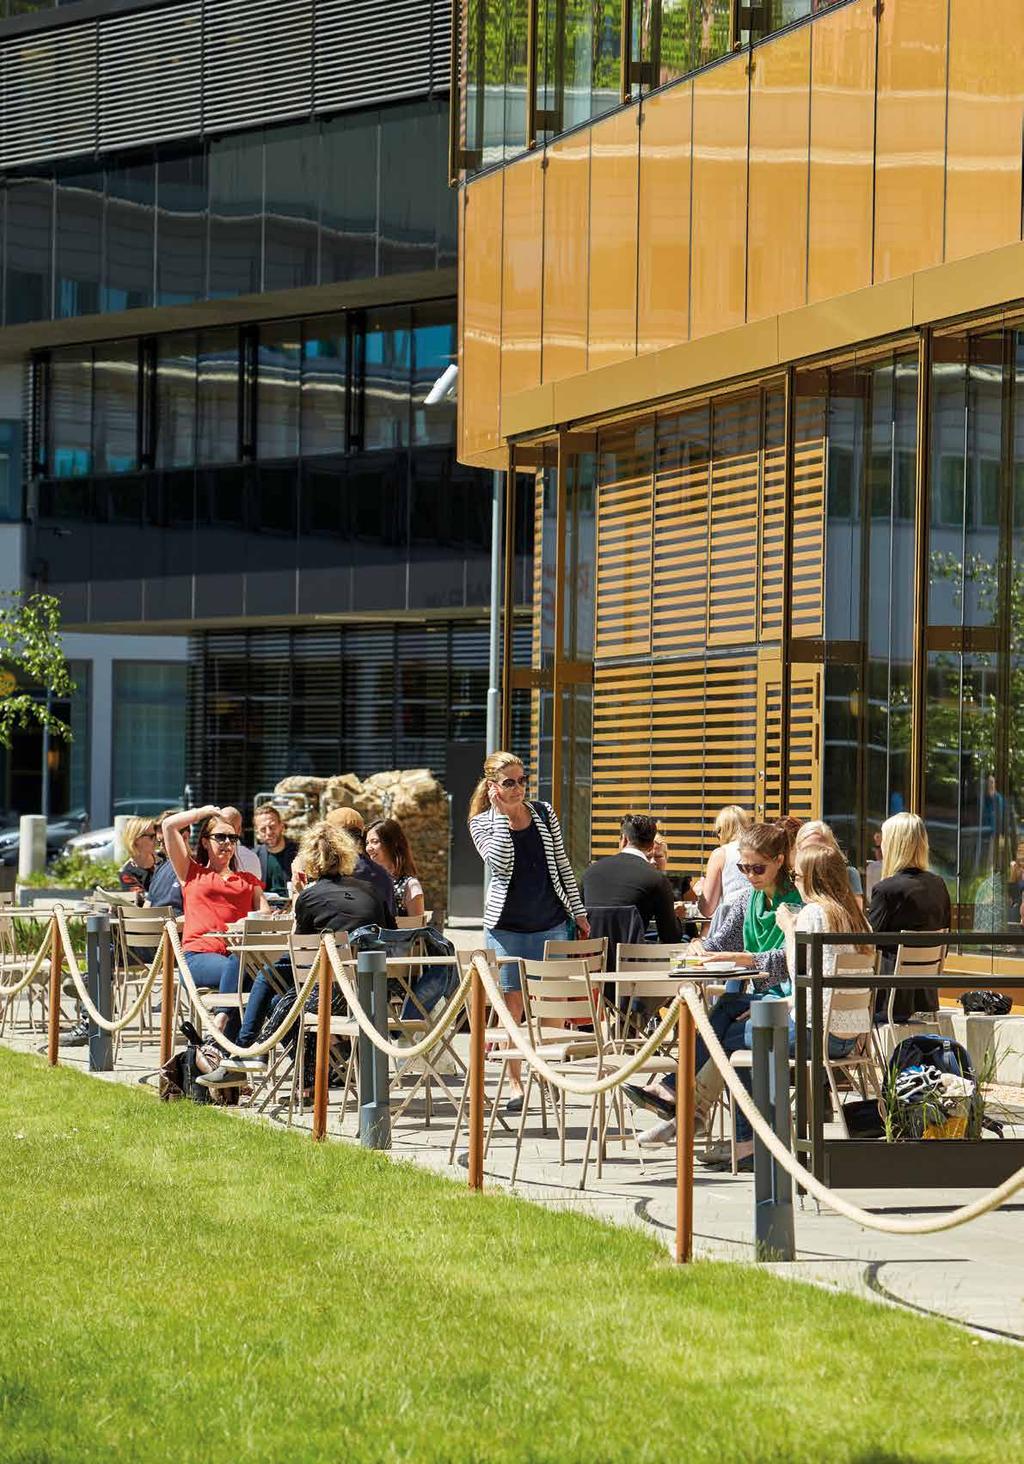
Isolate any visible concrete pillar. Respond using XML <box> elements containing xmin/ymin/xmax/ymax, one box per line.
<box><xmin>17</xmin><ymin>815</ymin><xmax>46</xmax><ymax>879</ymax></box>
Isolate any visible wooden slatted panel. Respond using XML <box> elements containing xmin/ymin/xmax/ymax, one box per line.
<box><xmin>759</xmin><ymin>674</ymin><xmax>783</xmax><ymax>822</ymax></box>
<box><xmin>759</xmin><ymin>387</ymin><xmax>787</xmax><ymax>641</ymax></box>
<box><xmin>787</xmin><ymin>665</ymin><xmax>822</xmax><ymax>819</ymax></box>
<box><xmin>792</xmin><ymin>393</ymin><xmax>826</xmax><ymax>637</ymax></box>
<box><xmin>702</xmin><ymin>655</ymin><xmax>759</xmax><ymax>827</ymax></box>
<box><xmin>708</xmin><ymin>393</ymin><xmax>760</xmax><ymax>645</ymax></box>
<box><xmin>591</xmin><ymin>663</ymin><xmax>652</xmax><ymax>857</ymax></box>
<box><xmin>652</xmin><ymin>404</ymin><xmax>710</xmax><ymax>654</ymax></box>
<box><xmin>596</xmin><ymin>424</ymin><xmax>654</xmax><ymax>659</ymax></box>
<box><xmin>650</xmin><ymin>658</ymin><xmax>707</xmax><ymax>873</ymax></box>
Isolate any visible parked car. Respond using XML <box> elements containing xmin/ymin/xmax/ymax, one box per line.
<box><xmin>62</xmin><ymin>827</ymin><xmax>116</xmax><ymax>863</ymax></box>
<box><xmin>0</xmin><ymin>811</ymin><xmax>90</xmax><ymax>867</ymax></box>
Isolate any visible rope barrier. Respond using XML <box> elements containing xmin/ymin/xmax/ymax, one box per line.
<box><xmin>167</xmin><ymin>921</ymin><xmax>321</xmax><ymax>1059</ymax></box>
<box><xmin>679</xmin><ymin>986</ymin><xmax>1024</xmax><ymax>1235</ymax></box>
<box><xmin>323</xmin><ymin>934</ymin><xmax>471</xmax><ymax>1060</ymax></box>
<box><xmin>0</xmin><ymin>924</ymin><xmax>51</xmax><ymax>997</ymax></box>
<box><xmin>55</xmin><ymin>909</ymin><xmax>162</xmax><ymax>1034</ymax></box>
<box><xmin>474</xmin><ymin>954</ymin><xmax>684</xmax><ymax>1096</ymax></box>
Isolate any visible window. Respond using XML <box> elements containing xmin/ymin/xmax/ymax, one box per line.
<box><xmin>112</xmin><ymin>662</ymin><xmax>187</xmax><ymax>811</ymax></box>
<box><xmin>0</xmin><ymin>421</ymin><xmax>23</xmax><ymax>521</ymax></box>
<box><xmin>264</xmin><ymin>123</ymin><xmax>319</xmax><ymax>292</ymax></box>
<box><xmin>363</xmin><ymin>307</ymin><xmax>411</xmax><ymax>451</ymax></box>
<box><xmin>6</xmin><ymin>176</ymin><xmax>53</xmax><ymax>325</ymax></box>
<box><xmin>258</xmin><ymin>323</ymin><xmax>301</xmax><ymax>460</ymax></box>
<box><xmin>197</xmin><ymin>329</ymin><xmax>239</xmax><ymax>464</ymax></box>
<box><xmin>93</xmin><ymin>341</ymin><xmax>138</xmax><ymax>474</ymax></box>
<box><xmin>208</xmin><ymin>132</ymin><xmax>264</xmax><ymax>299</ymax></box>
<box><xmin>411</xmin><ymin>302</ymin><xmax>456</xmax><ymax>447</ymax></box>
<box><xmin>379</xmin><ymin>101</ymin><xmax>438</xmax><ymax>275</ymax></box>
<box><xmin>156</xmin><ymin>147</ymin><xmax>207</xmax><ymax>306</ymax></box>
<box><xmin>156</xmin><ymin>334</ymin><xmax>197</xmax><ymax>469</ymax></box>
<box><xmin>54</xmin><ymin>165</ymin><xmax>103</xmax><ymax>319</ymax></box>
<box><xmin>49</xmin><ymin>348</ymin><xmax>93</xmax><ymax>478</ymax></box>
<box><xmin>320</xmin><ymin>111</ymin><xmax>379</xmax><ymax>283</ymax></box>
<box><xmin>300</xmin><ymin>316</ymin><xmax>348</xmax><ymax>457</ymax></box>
<box><xmin>105</xmin><ymin>155</ymin><xmax>155</xmax><ymax>313</ymax></box>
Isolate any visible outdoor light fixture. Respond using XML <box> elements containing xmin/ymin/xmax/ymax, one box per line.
<box><xmin>423</xmin><ymin>362</ymin><xmax>458</xmax><ymax>405</ymax></box>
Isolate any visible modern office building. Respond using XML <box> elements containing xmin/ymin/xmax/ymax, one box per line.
<box><xmin>455</xmin><ymin>0</ymin><xmax>1024</xmax><ymax>931</ymax></box>
<box><xmin>0</xmin><ymin>0</ymin><xmax>529</xmax><ymax>854</ymax></box>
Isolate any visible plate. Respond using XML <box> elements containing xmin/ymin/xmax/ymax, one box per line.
<box><xmin>673</xmin><ymin>961</ymin><xmax>747</xmax><ymax>976</ymax></box>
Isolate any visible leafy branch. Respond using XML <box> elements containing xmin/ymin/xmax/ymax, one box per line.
<box><xmin>0</xmin><ymin>592</ymin><xmax>75</xmax><ymax>750</ymax></box>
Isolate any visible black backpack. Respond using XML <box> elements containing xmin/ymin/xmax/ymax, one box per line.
<box><xmin>885</xmin><ymin>1034</ymin><xmax>982</xmax><ymax>1138</ymax></box>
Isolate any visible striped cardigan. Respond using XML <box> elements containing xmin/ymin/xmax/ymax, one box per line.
<box><xmin>470</xmin><ymin>800</ymin><xmax>585</xmax><ymax>931</ymax></box>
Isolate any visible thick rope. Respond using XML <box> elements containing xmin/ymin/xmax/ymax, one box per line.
<box><xmin>324</xmin><ymin>934</ymin><xmax>470</xmax><ymax>1059</ymax></box>
<box><xmin>168</xmin><ymin>921</ymin><xmax>320</xmax><ymax>1058</ymax></box>
<box><xmin>55</xmin><ymin>909</ymin><xmax>162</xmax><ymax>1034</ymax></box>
<box><xmin>679</xmin><ymin>986</ymin><xmax>1024</xmax><ymax>1235</ymax></box>
<box><xmin>474</xmin><ymin>954</ymin><xmax>683</xmax><ymax>1096</ymax></box>
<box><xmin>0</xmin><ymin>922</ymin><xmax>52</xmax><ymax>997</ymax></box>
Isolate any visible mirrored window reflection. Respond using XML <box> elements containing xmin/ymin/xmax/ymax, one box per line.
<box><xmin>197</xmin><ymin>329</ymin><xmax>239</xmax><ymax>464</ymax></box>
<box><xmin>258</xmin><ymin>323</ymin><xmax>301</xmax><ymax>461</ymax></box>
<box><xmin>93</xmin><ymin>341</ymin><xmax>138</xmax><ymax>474</ymax></box>
<box><xmin>301</xmin><ymin>317</ymin><xmax>347</xmax><ymax>457</ymax></box>
<box><xmin>208</xmin><ymin>132</ymin><xmax>263</xmax><ymax>299</ymax></box>
<box><xmin>54</xmin><ymin>165</ymin><xmax>103</xmax><ymax>319</ymax></box>
<box><xmin>379</xmin><ymin>102</ymin><xmax>439</xmax><ymax>276</ymax></box>
<box><xmin>6</xmin><ymin>176</ymin><xmax>53</xmax><ymax>325</ymax></box>
<box><xmin>264</xmin><ymin>122</ymin><xmax>319</xmax><ymax>293</ymax></box>
<box><xmin>156</xmin><ymin>149</ymin><xmax>207</xmax><ymax>306</ymax></box>
<box><xmin>156</xmin><ymin>334</ymin><xmax>197</xmax><ymax>469</ymax></box>
<box><xmin>364</xmin><ymin>307</ymin><xmax>411</xmax><ymax>451</ymax></box>
<box><xmin>412</xmin><ymin>303</ymin><xmax>456</xmax><ymax>446</ymax></box>
<box><xmin>320</xmin><ymin>111</ymin><xmax>378</xmax><ymax>283</ymax></box>
<box><xmin>105</xmin><ymin>154</ymin><xmax>155</xmax><ymax>313</ymax></box>
<box><xmin>49</xmin><ymin>348</ymin><xmax>93</xmax><ymax>478</ymax></box>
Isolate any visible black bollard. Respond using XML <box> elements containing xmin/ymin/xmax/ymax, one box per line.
<box><xmin>750</xmin><ymin>996</ymin><xmax>795</xmax><ymax>1261</ymax></box>
<box><xmin>86</xmin><ymin>913</ymin><xmax>114</xmax><ymax>1072</ymax></box>
<box><xmin>357</xmin><ymin>948</ymin><xmax>391</xmax><ymax>1150</ymax></box>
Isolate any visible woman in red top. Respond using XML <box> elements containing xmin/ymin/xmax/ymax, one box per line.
<box><xmin>162</xmin><ymin>805</ymin><xmax>267</xmax><ymax>1038</ymax></box>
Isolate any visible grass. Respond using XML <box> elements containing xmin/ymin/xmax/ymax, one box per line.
<box><xmin>0</xmin><ymin>1050</ymin><xmax>1022</xmax><ymax>1464</ymax></box>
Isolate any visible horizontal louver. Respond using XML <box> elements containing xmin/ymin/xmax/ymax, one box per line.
<box><xmin>707</xmin><ymin>394</ymin><xmax>760</xmax><ymax>647</ymax></box>
<box><xmin>650</xmin><ymin>658</ymin><xmax>706</xmax><ymax>872</ymax></box>
<box><xmin>591</xmin><ymin>663</ymin><xmax>651</xmax><ymax>857</ymax></box>
<box><xmin>0</xmin><ymin>0</ymin><xmax>450</xmax><ymax>170</ymax></box>
<box><xmin>792</xmin><ymin>395</ymin><xmax>826</xmax><ymax>638</ymax></box>
<box><xmin>595</xmin><ymin>426</ymin><xmax>653</xmax><ymax>660</ymax></box>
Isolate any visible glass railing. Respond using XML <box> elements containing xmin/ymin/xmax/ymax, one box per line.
<box><xmin>456</xmin><ymin>0</ymin><xmax>846</xmax><ymax>176</ymax></box>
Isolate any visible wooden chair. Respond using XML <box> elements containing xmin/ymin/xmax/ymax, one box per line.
<box><xmin>0</xmin><ymin>906</ymin><xmax>51</xmax><ymax>1036</ymax></box>
<box><xmin>822</xmin><ymin>955</ymin><xmax>881</xmax><ymax>1134</ymax></box>
<box><xmin>395</xmin><ymin>911</ymin><xmax>433</xmax><ymax>929</ymax></box>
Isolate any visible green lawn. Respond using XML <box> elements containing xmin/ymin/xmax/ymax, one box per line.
<box><xmin>0</xmin><ymin>1049</ymin><xmax>1021</xmax><ymax>1463</ymax></box>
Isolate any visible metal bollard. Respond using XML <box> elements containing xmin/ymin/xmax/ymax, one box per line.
<box><xmin>750</xmin><ymin>997</ymin><xmax>796</xmax><ymax>1261</ymax></box>
<box><xmin>85</xmin><ymin>913</ymin><xmax>114</xmax><ymax>1071</ymax></box>
<box><xmin>357</xmin><ymin>948</ymin><xmax>391</xmax><ymax>1150</ymax></box>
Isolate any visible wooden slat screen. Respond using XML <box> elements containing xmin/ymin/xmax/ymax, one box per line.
<box><xmin>791</xmin><ymin>393</ymin><xmax>826</xmax><ymax>637</ymax></box>
<box><xmin>758</xmin><ymin>387</ymin><xmax>787</xmax><ymax>640</ymax></box>
<box><xmin>787</xmin><ymin>665</ymin><xmax>822</xmax><ymax>819</ymax></box>
<box><xmin>650</xmin><ymin>658</ymin><xmax>707</xmax><ymax>873</ymax></box>
<box><xmin>708</xmin><ymin>393</ymin><xmax>760</xmax><ymax>646</ymax></box>
<box><xmin>652</xmin><ymin>405</ymin><xmax>710</xmax><ymax>655</ymax></box>
<box><xmin>595</xmin><ymin>424</ymin><xmax>654</xmax><ymax>659</ymax></box>
<box><xmin>702</xmin><ymin>654</ymin><xmax>759</xmax><ymax>827</ymax></box>
<box><xmin>591</xmin><ymin>663</ymin><xmax>652</xmax><ymax>856</ymax></box>
<box><xmin>756</xmin><ymin>667</ymin><xmax>784</xmax><ymax>822</ymax></box>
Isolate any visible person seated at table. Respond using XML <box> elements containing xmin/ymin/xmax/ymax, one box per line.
<box><xmin>623</xmin><ymin>821</ymin><xmax>801</xmax><ymax>1148</ymax></box>
<box><xmin>695</xmin><ymin>804</ymin><xmax>753</xmax><ymax>930</ymax></box>
<box><xmin>325</xmin><ymin>807</ymin><xmax>397</xmax><ymax>923</ymax></box>
<box><xmin>582</xmin><ymin>814</ymin><xmax>681</xmax><ymax>943</ymax></box>
<box><xmin>366</xmin><ymin>817</ymin><xmax>425</xmax><ymax>921</ymax></box>
<box><xmin>794</xmin><ymin>820</ymin><xmax>863</xmax><ymax>908</ymax></box>
<box><xmin>118</xmin><ymin>816</ymin><xmax>159</xmax><ymax>897</ymax></box>
<box><xmin>254</xmin><ymin>804</ymin><xmax>299</xmax><ymax>899</ymax></box>
<box><xmin>867</xmin><ymin>811</ymin><xmax>950</xmax><ymax>1021</ymax></box>
<box><xmin>145</xmin><ymin>809</ymin><xmax>185</xmax><ymax>916</ymax></box>
<box><xmin>162</xmin><ymin>805</ymin><xmax>268</xmax><ymax>1044</ymax></box>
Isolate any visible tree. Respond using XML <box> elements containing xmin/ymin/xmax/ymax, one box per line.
<box><xmin>0</xmin><ymin>592</ymin><xmax>75</xmax><ymax>749</ymax></box>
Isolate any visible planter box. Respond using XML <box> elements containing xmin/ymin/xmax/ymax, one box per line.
<box><xmin>818</xmin><ymin>1137</ymin><xmax>1024</xmax><ymax>1189</ymax></box>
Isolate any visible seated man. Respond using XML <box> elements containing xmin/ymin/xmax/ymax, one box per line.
<box><xmin>581</xmin><ymin>814</ymin><xmax>681</xmax><ymax>943</ymax></box>
<box><xmin>254</xmin><ymin>804</ymin><xmax>299</xmax><ymax>898</ymax></box>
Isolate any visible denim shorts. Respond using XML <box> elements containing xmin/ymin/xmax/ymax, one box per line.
<box><xmin>485</xmin><ymin>919</ymin><xmax>576</xmax><ymax>993</ymax></box>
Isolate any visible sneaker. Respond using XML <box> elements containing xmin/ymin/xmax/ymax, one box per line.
<box><xmin>196</xmin><ymin>1065</ymin><xmax>243</xmax><ymax>1089</ymax></box>
<box><xmin>65</xmin><ymin>1016</ymin><xmax>90</xmax><ymax>1047</ymax></box>
<box><xmin>637</xmin><ymin>1118</ymin><xmax>677</xmax><ymax>1147</ymax></box>
<box><xmin>235</xmin><ymin>1055</ymin><xmax>268</xmax><ymax>1074</ymax></box>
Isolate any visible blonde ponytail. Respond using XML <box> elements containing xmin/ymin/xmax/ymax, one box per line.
<box><xmin>467</xmin><ymin>751</ymin><xmax>525</xmax><ymax>825</ymax></box>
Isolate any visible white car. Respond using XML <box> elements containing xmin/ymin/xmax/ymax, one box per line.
<box><xmin>62</xmin><ymin>828</ymin><xmax>116</xmax><ymax>863</ymax></box>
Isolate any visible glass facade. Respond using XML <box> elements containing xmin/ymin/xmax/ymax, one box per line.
<box><xmin>462</xmin><ymin>0</ymin><xmax>845</xmax><ymax>171</ymax></box>
<box><xmin>112</xmin><ymin>662</ymin><xmax>187</xmax><ymax>813</ymax></box>
<box><xmin>0</xmin><ymin>100</ymin><xmax>455</xmax><ymax>326</ymax></box>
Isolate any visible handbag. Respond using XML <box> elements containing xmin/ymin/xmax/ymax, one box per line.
<box><xmin>958</xmin><ymin>989</ymin><xmax>1012</xmax><ymax>1016</ymax></box>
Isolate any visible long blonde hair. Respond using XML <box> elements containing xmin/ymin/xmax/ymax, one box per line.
<box><xmin>298</xmin><ymin>821</ymin><xmax>358</xmax><ymax>881</ymax></box>
<box><xmin>795</xmin><ymin>846</ymin><xmax>871</xmax><ymax>953</ymax></box>
<box><xmin>880</xmin><ymin>812</ymin><xmax>930</xmax><ymax>881</ymax></box>
<box><xmin>121</xmin><ymin>815</ymin><xmax>154</xmax><ymax>863</ymax></box>
<box><xmin>467</xmin><ymin>751</ymin><xmax>524</xmax><ymax>825</ymax></box>
<box><xmin>715</xmin><ymin>804</ymin><xmax>752</xmax><ymax>846</ymax></box>
<box><xmin>794</xmin><ymin>819</ymin><xmax>846</xmax><ymax>859</ymax></box>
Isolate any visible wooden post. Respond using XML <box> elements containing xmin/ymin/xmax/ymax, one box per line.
<box><xmin>159</xmin><ymin>927</ymin><xmax>175</xmax><ymax>1075</ymax></box>
<box><xmin>312</xmin><ymin>941</ymin><xmax>332</xmax><ymax>1142</ymax></box>
<box><xmin>468</xmin><ymin>960</ymin><xmax>485</xmax><ymax>1191</ymax></box>
<box><xmin>676</xmin><ymin>999</ymin><xmax>696</xmax><ymax>1263</ymax></box>
<box><xmin>47</xmin><ymin>913</ymin><xmax>62</xmax><ymax>1067</ymax></box>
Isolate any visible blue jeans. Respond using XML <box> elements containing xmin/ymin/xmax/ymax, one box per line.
<box><xmin>236</xmin><ymin>961</ymin><xmax>293</xmax><ymax>1048</ymax></box>
<box><xmin>184</xmin><ymin>951</ymin><xmax>243</xmax><ymax>1039</ymax></box>
<box><xmin>400</xmin><ymin>964</ymin><xmax>460</xmax><ymax>1021</ymax></box>
<box><xmin>485</xmin><ymin>919</ymin><xmax>576</xmax><ymax>993</ymax></box>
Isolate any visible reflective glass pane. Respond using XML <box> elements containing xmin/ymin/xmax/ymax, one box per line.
<box><xmin>93</xmin><ymin>341</ymin><xmax>138</xmax><ymax>474</ymax></box>
<box><xmin>363</xmin><ymin>307</ymin><xmax>411</xmax><ymax>451</ymax></box>
<box><xmin>197</xmin><ymin>329</ymin><xmax>239</xmax><ymax>465</ymax></box>
<box><xmin>563</xmin><ymin>1</ymin><xmax>595</xmax><ymax>130</ymax></box>
<box><xmin>6</xmin><ymin>175</ymin><xmax>53</xmax><ymax>324</ymax></box>
<box><xmin>112</xmin><ymin>662</ymin><xmax>187</xmax><ymax>809</ymax></box>
<box><xmin>466</xmin><ymin>0</ymin><xmax>507</xmax><ymax>166</ymax></box>
<box><xmin>156</xmin><ymin>148</ymin><xmax>207</xmax><ymax>306</ymax></box>
<box><xmin>301</xmin><ymin>316</ymin><xmax>348</xmax><ymax>457</ymax></box>
<box><xmin>258</xmin><ymin>322</ymin><xmax>301</xmax><ymax>461</ymax></box>
<box><xmin>208</xmin><ymin>132</ymin><xmax>263</xmax><ymax>298</ymax></box>
<box><xmin>156</xmin><ymin>334</ymin><xmax>197</xmax><ymax>470</ymax></box>
<box><xmin>320</xmin><ymin>111</ymin><xmax>378</xmax><ymax>283</ymax></box>
<box><xmin>411</xmin><ymin>301</ymin><xmax>456</xmax><ymax>447</ymax></box>
<box><xmin>54</xmin><ymin>165</ymin><xmax>103</xmax><ymax>318</ymax></box>
<box><xmin>263</xmin><ymin>121</ymin><xmax>319</xmax><ymax>292</ymax></box>
<box><xmin>49</xmin><ymin>348</ymin><xmax>92</xmax><ymax>478</ymax></box>
<box><xmin>563</xmin><ymin>450</ymin><xmax>596</xmax><ymax>660</ymax></box>
<box><xmin>593</xmin><ymin>0</ymin><xmax>623</xmax><ymax>114</ymax></box>
<box><xmin>379</xmin><ymin>101</ymin><xmax>439</xmax><ymax>275</ymax></box>
<box><xmin>104</xmin><ymin>154</ymin><xmax>155</xmax><ymax>312</ymax></box>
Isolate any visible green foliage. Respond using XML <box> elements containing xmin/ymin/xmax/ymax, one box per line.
<box><xmin>1</xmin><ymin>1049</ymin><xmax>1024</xmax><ymax>1462</ymax></box>
<box><xmin>0</xmin><ymin>591</ymin><xmax>75</xmax><ymax>750</ymax></box>
<box><xmin>44</xmin><ymin>850</ymin><xmax>124</xmax><ymax>891</ymax></box>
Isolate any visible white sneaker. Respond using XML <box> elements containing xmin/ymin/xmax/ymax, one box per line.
<box><xmin>638</xmin><ymin>1118</ymin><xmax>677</xmax><ymax>1147</ymax></box>
<box><xmin>237</xmin><ymin>1055</ymin><xmax>268</xmax><ymax>1074</ymax></box>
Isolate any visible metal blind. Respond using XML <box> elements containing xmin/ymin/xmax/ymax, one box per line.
<box><xmin>2</xmin><ymin>24</ymin><xmax>97</xmax><ymax>167</ymax></box>
<box><xmin>204</xmin><ymin>0</ymin><xmax>313</xmax><ymax>132</ymax></box>
<box><xmin>316</xmin><ymin>0</ymin><xmax>436</xmax><ymax>112</ymax></box>
<box><xmin>99</xmin><ymin>5</ymin><xmax>202</xmax><ymax>150</ymax></box>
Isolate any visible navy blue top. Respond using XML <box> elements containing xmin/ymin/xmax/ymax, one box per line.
<box><xmin>497</xmin><ymin>819</ymin><xmax>566</xmax><ymax>933</ymax></box>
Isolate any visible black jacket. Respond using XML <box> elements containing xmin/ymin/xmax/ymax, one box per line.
<box><xmin>355</xmin><ymin>852</ymin><xmax>396</xmax><ymax>924</ymax></box>
<box><xmin>867</xmin><ymin>865</ymin><xmax>951</xmax><ymax>1017</ymax></box>
<box><xmin>581</xmin><ymin>851</ymin><xmax>681</xmax><ymax>943</ymax></box>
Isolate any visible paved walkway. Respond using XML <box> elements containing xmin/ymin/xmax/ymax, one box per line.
<box><xmin>3</xmin><ymin>999</ymin><xmax>1023</xmax><ymax>1345</ymax></box>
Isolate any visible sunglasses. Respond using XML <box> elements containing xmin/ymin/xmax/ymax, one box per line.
<box><xmin>209</xmin><ymin>832</ymin><xmax>240</xmax><ymax>845</ymax></box>
<box><xmin>497</xmin><ymin>776</ymin><xmax>528</xmax><ymax>789</ymax></box>
<box><xmin>139</xmin><ymin>829</ymin><xmax>158</xmax><ymax>838</ymax></box>
<box><xmin>737</xmin><ymin>862</ymin><xmax>768</xmax><ymax>875</ymax></box>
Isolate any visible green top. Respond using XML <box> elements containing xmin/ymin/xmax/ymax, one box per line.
<box><xmin>742</xmin><ymin>886</ymin><xmax>802</xmax><ymax>954</ymax></box>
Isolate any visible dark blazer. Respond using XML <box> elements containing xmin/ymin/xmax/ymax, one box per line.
<box><xmin>355</xmin><ymin>852</ymin><xmax>396</xmax><ymax>924</ymax></box>
<box><xmin>581</xmin><ymin>851</ymin><xmax>681</xmax><ymax>943</ymax></box>
<box><xmin>867</xmin><ymin>865</ymin><xmax>951</xmax><ymax>1018</ymax></box>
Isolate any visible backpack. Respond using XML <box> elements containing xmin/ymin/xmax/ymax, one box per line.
<box><xmin>885</xmin><ymin>1034</ymin><xmax>982</xmax><ymax>1139</ymax></box>
<box><xmin>958</xmin><ymin>989</ymin><xmax>1013</xmax><ymax>1016</ymax></box>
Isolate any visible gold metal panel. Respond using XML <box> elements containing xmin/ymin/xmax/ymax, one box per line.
<box><xmin>806</xmin><ymin>0</ymin><xmax>875</xmax><ymax>303</ymax></box>
<box><xmin>945</xmin><ymin>0</ymin><xmax>1024</xmax><ymax>263</ymax></box>
<box><xmin>542</xmin><ymin>133</ymin><xmax>592</xmax><ymax>383</ymax></box>
<box><xmin>778</xmin><ymin>276</ymin><xmax>915</xmax><ymax>364</ymax></box>
<box><xmin>500</xmin><ymin>153</ymin><xmax>545</xmax><ymax>400</ymax></box>
<box><xmin>874</xmin><ymin>0</ymin><xmax>948</xmax><ymax>283</ymax></box>
<box><xmin>636</xmin><ymin>81</ymin><xmax>693</xmax><ymax>355</ymax></box>
<box><xmin>460</xmin><ymin>172</ymin><xmax>504</xmax><ymax>459</ymax></box>
<box><xmin>587</xmin><ymin>106</ymin><xmax>640</xmax><ymax>369</ymax></box>
<box><xmin>691</xmin><ymin>51</ymin><xmax>749</xmax><ymax>340</ymax></box>
<box><xmin>913</xmin><ymin>240</ymin><xmax>1024</xmax><ymax>325</ymax></box>
<box><xmin>746</xmin><ymin>25</ymin><xmax>811</xmax><ymax>323</ymax></box>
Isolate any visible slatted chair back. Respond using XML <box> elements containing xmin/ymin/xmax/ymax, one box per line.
<box><xmin>395</xmin><ymin>911</ymin><xmax>433</xmax><ymax>929</ymax></box>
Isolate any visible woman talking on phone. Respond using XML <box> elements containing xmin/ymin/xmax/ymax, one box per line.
<box><xmin>468</xmin><ymin>751</ymin><xmax>589</xmax><ymax>1112</ymax></box>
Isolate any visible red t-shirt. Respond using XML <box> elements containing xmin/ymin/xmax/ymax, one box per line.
<box><xmin>182</xmin><ymin>860</ymin><xmax>263</xmax><ymax>954</ymax></box>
